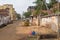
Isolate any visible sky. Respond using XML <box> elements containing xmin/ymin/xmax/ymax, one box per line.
<box><xmin>0</xmin><ymin>0</ymin><xmax>36</xmax><ymax>15</ymax></box>
<box><xmin>0</xmin><ymin>0</ymin><xmax>59</xmax><ymax>15</ymax></box>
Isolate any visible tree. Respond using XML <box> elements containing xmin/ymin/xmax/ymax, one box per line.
<box><xmin>16</xmin><ymin>14</ymin><xmax>21</xmax><ymax>20</ymax></box>
<box><xmin>34</xmin><ymin>0</ymin><xmax>58</xmax><ymax>15</ymax></box>
<box><xmin>50</xmin><ymin>0</ymin><xmax>58</xmax><ymax>4</ymax></box>
<box><xmin>34</xmin><ymin>0</ymin><xmax>45</xmax><ymax>26</ymax></box>
<box><xmin>47</xmin><ymin>0</ymin><xmax>58</xmax><ymax>9</ymax></box>
<box><xmin>34</xmin><ymin>0</ymin><xmax>47</xmax><ymax>16</ymax></box>
<box><xmin>23</xmin><ymin>11</ymin><xmax>31</xmax><ymax>18</ymax></box>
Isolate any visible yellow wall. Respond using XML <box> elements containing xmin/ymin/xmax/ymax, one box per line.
<box><xmin>0</xmin><ymin>4</ymin><xmax>17</xmax><ymax>20</ymax></box>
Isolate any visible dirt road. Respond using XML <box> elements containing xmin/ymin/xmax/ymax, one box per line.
<box><xmin>0</xmin><ymin>20</ymin><xmax>58</xmax><ymax>40</ymax></box>
<box><xmin>0</xmin><ymin>21</ymin><xmax>20</xmax><ymax>40</ymax></box>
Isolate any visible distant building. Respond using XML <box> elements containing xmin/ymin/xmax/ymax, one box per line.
<box><xmin>27</xmin><ymin>6</ymin><xmax>35</xmax><ymax>11</ymax></box>
<box><xmin>0</xmin><ymin>8</ymin><xmax>9</xmax><ymax>16</ymax></box>
<box><xmin>27</xmin><ymin>6</ymin><xmax>36</xmax><ymax>15</ymax></box>
<box><xmin>0</xmin><ymin>4</ymin><xmax>17</xmax><ymax>21</ymax></box>
<box><xmin>28</xmin><ymin>2</ymin><xmax>60</xmax><ymax>26</ymax></box>
<box><xmin>27</xmin><ymin>6</ymin><xmax>39</xmax><ymax>26</ymax></box>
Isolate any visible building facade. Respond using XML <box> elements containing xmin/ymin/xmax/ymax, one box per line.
<box><xmin>0</xmin><ymin>4</ymin><xmax>17</xmax><ymax>21</ymax></box>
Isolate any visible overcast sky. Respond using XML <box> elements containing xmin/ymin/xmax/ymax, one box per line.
<box><xmin>0</xmin><ymin>0</ymin><xmax>59</xmax><ymax>15</ymax></box>
<box><xmin>0</xmin><ymin>0</ymin><xmax>36</xmax><ymax>15</ymax></box>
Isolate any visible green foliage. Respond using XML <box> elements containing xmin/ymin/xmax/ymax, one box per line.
<box><xmin>41</xmin><ymin>12</ymin><xmax>48</xmax><ymax>16</ymax></box>
<box><xmin>47</xmin><ymin>0</ymin><xmax>58</xmax><ymax>9</ymax></box>
<box><xmin>34</xmin><ymin>0</ymin><xmax>42</xmax><ymax>15</ymax></box>
<box><xmin>34</xmin><ymin>0</ymin><xmax>58</xmax><ymax>15</ymax></box>
<box><xmin>50</xmin><ymin>0</ymin><xmax>58</xmax><ymax>4</ymax></box>
<box><xmin>23</xmin><ymin>11</ymin><xmax>31</xmax><ymax>18</ymax></box>
<box><xmin>34</xmin><ymin>0</ymin><xmax>43</xmax><ymax>5</ymax></box>
<box><xmin>34</xmin><ymin>0</ymin><xmax>47</xmax><ymax>15</ymax></box>
<box><xmin>53</xmin><ymin>9</ymin><xmax>59</xmax><ymax>13</ymax></box>
<box><xmin>16</xmin><ymin>14</ymin><xmax>21</xmax><ymax>19</ymax></box>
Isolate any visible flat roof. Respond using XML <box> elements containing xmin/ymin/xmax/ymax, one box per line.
<box><xmin>30</xmin><ymin>13</ymin><xmax>60</xmax><ymax>18</ymax></box>
<box><xmin>41</xmin><ymin>14</ymin><xmax>60</xmax><ymax>18</ymax></box>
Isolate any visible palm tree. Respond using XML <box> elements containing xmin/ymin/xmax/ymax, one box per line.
<box><xmin>34</xmin><ymin>0</ymin><xmax>44</xmax><ymax>15</ymax></box>
<box><xmin>47</xmin><ymin>0</ymin><xmax>58</xmax><ymax>9</ymax></box>
<box><xmin>34</xmin><ymin>0</ymin><xmax>46</xmax><ymax>26</ymax></box>
<box><xmin>33</xmin><ymin>0</ymin><xmax>58</xmax><ymax>26</ymax></box>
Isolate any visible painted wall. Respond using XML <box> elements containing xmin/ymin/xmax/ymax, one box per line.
<box><xmin>40</xmin><ymin>16</ymin><xmax>58</xmax><ymax>32</ymax></box>
<box><xmin>29</xmin><ymin>17</ymin><xmax>38</xmax><ymax>26</ymax></box>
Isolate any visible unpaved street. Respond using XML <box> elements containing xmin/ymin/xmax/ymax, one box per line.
<box><xmin>0</xmin><ymin>21</ymin><xmax>21</xmax><ymax>40</ymax></box>
<box><xmin>0</xmin><ymin>20</ymin><xmax>58</xmax><ymax>40</ymax></box>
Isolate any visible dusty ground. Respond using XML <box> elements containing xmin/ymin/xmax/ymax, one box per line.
<box><xmin>0</xmin><ymin>20</ymin><xmax>59</xmax><ymax>40</ymax></box>
<box><xmin>16</xmin><ymin>26</ymin><xmax>56</xmax><ymax>34</ymax></box>
<box><xmin>16</xmin><ymin>22</ymin><xmax>58</xmax><ymax>40</ymax></box>
<box><xmin>0</xmin><ymin>20</ymin><xmax>21</xmax><ymax>40</ymax></box>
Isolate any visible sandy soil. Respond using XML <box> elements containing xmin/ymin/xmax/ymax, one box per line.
<box><xmin>0</xmin><ymin>21</ymin><xmax>20</xmax><ymax>40</ymax></box>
